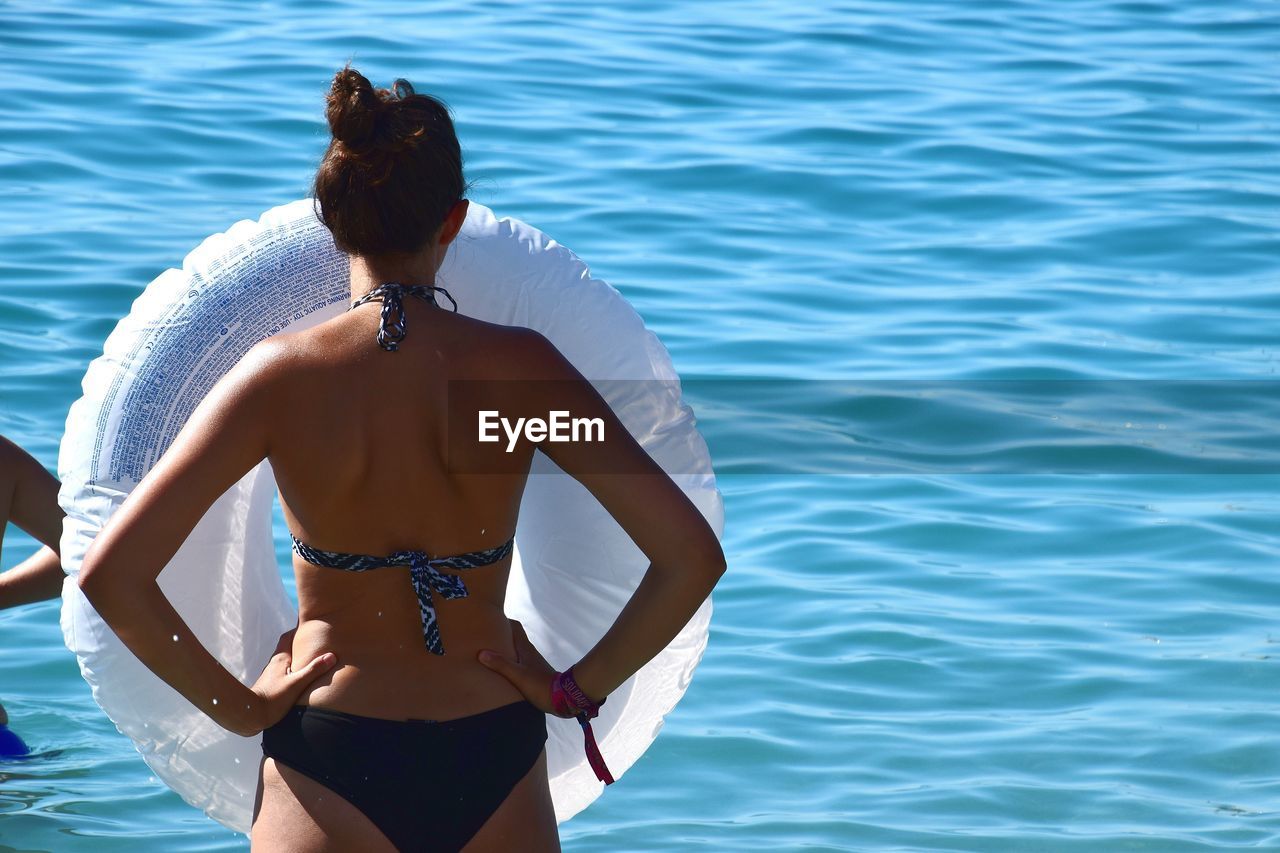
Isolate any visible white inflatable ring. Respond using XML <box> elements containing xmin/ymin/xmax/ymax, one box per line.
<box><xmin>57</xmin><ymin>200</ymin><xmax>723</xmax><ymax>834</ymax></box>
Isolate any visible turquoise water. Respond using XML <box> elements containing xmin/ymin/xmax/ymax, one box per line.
<box><xmin>2</xmin><ymin>1</ymin><xmax>1279</xmax><ymax>849</ymax></box>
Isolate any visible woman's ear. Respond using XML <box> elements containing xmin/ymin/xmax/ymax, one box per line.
<box><xmin>438</xmin><ymin>199</ymin><xmax>470</xmax><ymax>247</ymax></box>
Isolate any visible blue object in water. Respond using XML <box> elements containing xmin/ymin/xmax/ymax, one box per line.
<box><xmin>0</xmin><ymin>723</ymin><xmax>30</xmax><ymax>758</ymax></box>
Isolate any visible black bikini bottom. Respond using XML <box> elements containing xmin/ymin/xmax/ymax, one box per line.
<box><xmin>261</xmin><ymin>700</ymin><xmax>548</xmax><ymax>852</ymax></box>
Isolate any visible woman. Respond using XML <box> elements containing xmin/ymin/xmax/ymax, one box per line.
<box><xmin>78</xmin><ymin>66</ymin><xmax>726</xmax><ymax>852</ymax></box>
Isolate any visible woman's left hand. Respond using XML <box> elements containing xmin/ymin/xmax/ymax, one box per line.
<box><xmin>477</xmin><ymin>620</ymin><xmax>568</xmax><ymax>717</ymax></box>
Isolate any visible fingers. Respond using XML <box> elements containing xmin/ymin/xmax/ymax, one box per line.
<box><xmin>277</xmin><ymin>652</ymin><xmax>337</xmax><ymax>705</ymax></box>
<box><xmin>251</xmin><ymin>651</ymin><xmax>338</xmax><ymax>732</ymax></box>
<box><xmin>259</xmin><ymin>649</ymin><xmax>291</xmax><ymax>681</ymax></box>
<box><xmin>477</xmin><ymin>649</ymin><xmax>521</xmax><ymax>681</ymax></box>
<box><xmin>508</xmin><ymin>619</ymin><xmax>533</xmax><ymax>665</ymax></box>
<box><xmin>477</xmin><ymin>649</ymin><xmax>554</xmax><ymax>714</ymax></box>
<box><xmin>507</xmin><ymin>618</ymin><xmax>554</xmax><ymax>672</ymax></box>
<box><xmin>273</xmin><ymin>651</ymin><xmax>336</xmax><ymax>693</ymax></box>
<box><xmin>272</xmin><ymin>627</ymin><xmax>297</xmax><ymax>657</ymax></box>
<box><xmin>267</xmin><ymin>628</ymin><xmax>300</xmax><ymax>677</ymax></box>
<box><xmin>290</xmin><ymin>652</ymin><xmax>337</xmax><ymax>685</ymax></box>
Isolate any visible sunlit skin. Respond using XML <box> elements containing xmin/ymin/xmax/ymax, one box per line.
<box><xmin>0</xmin><ymin>436</ymin><xmax>64</xmax><ymax>730</ymax></box>
<box><xmin>0</xmin><ymin>435</ymin><xmax>64</xmax><ymax>609</ymax></box>
<box><xmin>78</xmin><ymin>198</ymin><xmax>726</xmax><ymax>850</ymax></box>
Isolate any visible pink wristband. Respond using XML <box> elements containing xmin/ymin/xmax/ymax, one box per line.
<box><xmin>551</xmin><ymin>666</ymin><xmax>604</xmax><ymax>718</ymax></box>
<box><xmin>550</xmin><ymin>666</ymin><xmax>614</xmax><ymax>785</ymax></box>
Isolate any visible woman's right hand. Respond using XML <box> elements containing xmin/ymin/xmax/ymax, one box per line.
<box><xmin>246</xmin><ymin>628</ymin><xmax>339</xmax><ymax>735</ymax></box>
<box><xmin>478</xmin><ymin>619</ymin><xmax>569</xmax><ymax>718</ymax></box>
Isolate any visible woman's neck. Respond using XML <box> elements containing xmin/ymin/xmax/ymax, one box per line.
<box><xmin>348</xmin><ymin>252</ymin><xmax>439</xmax><ymax>302</ymax></box>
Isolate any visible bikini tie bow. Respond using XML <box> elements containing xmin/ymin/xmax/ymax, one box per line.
<box><xmin>350</xmin><ymin>281</ymin><xmax>458</xmax><ymax>352</ymax></box>
<box><xmin>289</xmin><ymin>534</ymin><xmax>512</xmax><ymax>656</ymax></box>
<box><xmin>391</xmin><ymin>550</ymin><xmax>471</xmax><ymax>656</ymax></box>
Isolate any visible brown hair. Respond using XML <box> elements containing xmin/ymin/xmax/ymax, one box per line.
<box><xmin>313</xmin><ymin>65</ymin><xmax>466</xmax><ymax>256</ymax></box>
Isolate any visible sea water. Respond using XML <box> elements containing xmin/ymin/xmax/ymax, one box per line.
<box><xmin>1</xmin><ymin>1</ymin><xmax>1278</xmax><ymax>850</ymax></box>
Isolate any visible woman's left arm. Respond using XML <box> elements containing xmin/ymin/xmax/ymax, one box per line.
<box><xmin>77</xmin><ymin>341</ymin><xmax>335</xmax><ymax>737</ymax></box>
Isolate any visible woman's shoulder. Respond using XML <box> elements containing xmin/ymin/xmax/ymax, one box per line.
<box><xmin>209</xmin><ymin>335</ymin><xmax>301</xmax><ymax>405</ymax></box>
<box><xmin>447</xmin><ymin>318</ymin><xmax>578</xmax><ymax>382</ymax></box>
<box><xmin>236</xmin><ymin>329</ymin><xmax>308</xmax><ymax>376</ymax></box>
<box><xmin>226</xmin><ymin>310</ymin><xmax>579</xmax><ymax>385</ymax></box>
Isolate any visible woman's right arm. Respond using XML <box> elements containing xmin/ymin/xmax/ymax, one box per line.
<box><xmin>480</xmin><ymin>331</ymin><xmax>726</xmax><ymax>705</ymax></box>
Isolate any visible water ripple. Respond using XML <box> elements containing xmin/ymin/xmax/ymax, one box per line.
<box><xmin>3</xmin><ymin>0</ymin><xmax>1280</xmax><ymax>849</ymax></box>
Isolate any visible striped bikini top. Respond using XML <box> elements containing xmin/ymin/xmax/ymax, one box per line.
<box><xmin>288</xmin><ymin>279</ymin><xmax>508</xmax><ymax>656</ymax></box>
<box><xmin>290</xmin><ymin>534</ymin><xmax>515</xmax><ymax>656</ymax></box>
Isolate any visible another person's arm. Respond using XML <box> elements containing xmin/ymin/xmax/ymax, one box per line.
<box><xmin>0</xmin><ymin>435</ymin><xmax>65</xmax><ymax>607</ymax></box>
<box><xmin>77</xmin><ymin>344</ymin><xmax>336</xmax><ymax>737</ymax></box>
<box><xmin>0</xmin><ymin>547</ymin><xmax>64</xmax><ymax>608</ymax></box>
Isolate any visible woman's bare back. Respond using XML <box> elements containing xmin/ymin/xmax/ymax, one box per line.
<box><xmin>261</xmin><ymin>296</ymin><xmax>544</xmax><ymax>721</ymax></box>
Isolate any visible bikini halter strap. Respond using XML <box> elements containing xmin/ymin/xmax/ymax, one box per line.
<box><xmin>350</xmin><ymin>281</ymin><xmax>458</xmax><ymax>352</ymax></box>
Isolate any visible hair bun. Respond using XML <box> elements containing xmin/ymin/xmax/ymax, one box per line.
<box><xmin>315</xmin><ymin>65</ymin><xmax>466</xmax><ymax>256</ymax></box>
<box><xmin>326</xmin><ymin>66</ymin><xmax>385</xmax><ymax>149</ymax></box>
